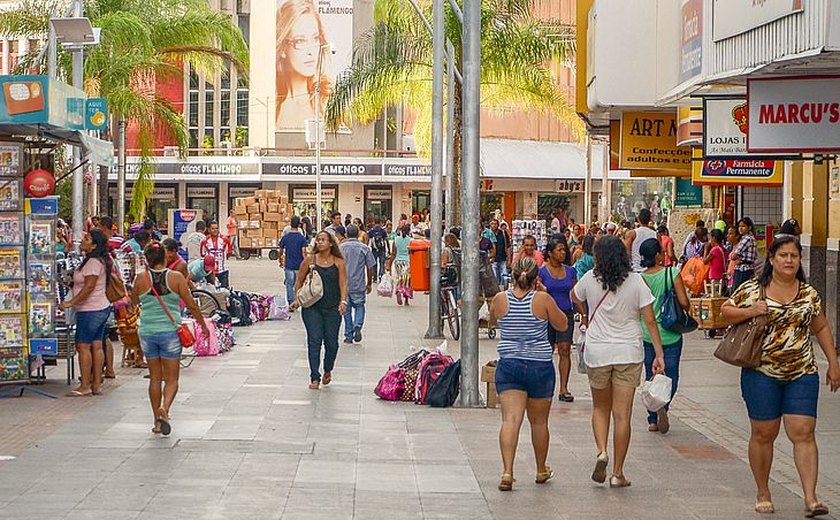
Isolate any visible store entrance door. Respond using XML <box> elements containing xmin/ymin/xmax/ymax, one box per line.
<box><xmin>365</xmin><ymin>186</ymin><xmax>392</xmax><ymax>225</ymax></box>
<box><xmin>187</xmin><ymin>186</ymin><xmax>219</xmax><ymax>223</ymax></box>
<box><xmin>290</xmin><ymin>185</ymin><xmax>338</xmax><ymax>228</ymax></box>
<box><xmin>412</xmin><ymin>190</ymin><xmax>430</xmax><ymax>215</ymax></box>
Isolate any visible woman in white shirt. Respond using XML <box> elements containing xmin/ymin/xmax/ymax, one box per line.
<box><xmin>572</xmin><ymin>235</ymin><xmax>665</xmax><ymax>488</ymax></box>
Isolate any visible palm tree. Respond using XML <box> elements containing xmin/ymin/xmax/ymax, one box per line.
<box><xmin>326</xmin><ymin>0</ymin><xmax>582</xmax><ymax>221</ymax></box>
<box><xmin>0</xmin><ymin>0</ymin><xmax>248</xmax><ymax>223</ymax></box>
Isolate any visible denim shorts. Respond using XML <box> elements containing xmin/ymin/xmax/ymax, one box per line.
<box><xmin>740</xmin><ymin>369</ymin><xmax>819</xmax><ymax>421</ymax></box>
<box><xmin>75</xmin><ymin>308</ymin><xmax>112</xmax><ymax>344</ymax></box>
<box><xmin>139</xmin><ymin>331</ymin><xmax>183</xmax><ymax>361</ymax></box>
<box><xmin>495</xmin><ymin>358</ymin><xmax>556</xmax><ymax>399</ymax></box>
<box><xmin>547</xmin><ymin>311</ymin><xmax>575</xmax><ymax>344</ymax></box>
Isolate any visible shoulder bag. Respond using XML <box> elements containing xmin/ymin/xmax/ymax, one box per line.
<box><xmin>148</xmin><ymin>271</ymin><xmax>195</xmax><ymax>347</ymax></box>
<box><xmin>576</xmin><ymin>289</ymin><xmax>610</xmax><ymax>374</ymax></box>
<box><xmin>297</xmin><ymin>258</ymin><xmax>324</xmax><ymax>308</ymax></box>
<box><xmin>713</xmin><ymin>284</ymin><xmax>767</xmax><ymax>367</ymax></box>
<box><xmin>659</xmin><ymin>267</ymin><xmax>698</xmax><ymax>334</ymax></box>
<box><xmin>105</xmin><ymin>260</ymin><xmax>129</xmax><ymax>303</ymax></box>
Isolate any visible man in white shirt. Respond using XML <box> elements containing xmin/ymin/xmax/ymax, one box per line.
<box><xmin>199</xmin><ymin>221</ymin><xmax>232</xmax><ymax>288</ymax></box>
<box><xmin>185</xmin><ymin>221</ymin><xmax>207</xmax><ymax>262</ymax></box>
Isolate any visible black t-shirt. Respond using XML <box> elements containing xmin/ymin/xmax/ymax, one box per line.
<box><xmin>494</xmin><ymin>230</ymin><xmax>509</xmax><ymax>262</ymax></box>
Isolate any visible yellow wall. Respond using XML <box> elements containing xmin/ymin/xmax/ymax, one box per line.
<box><xmin>576</xmin><ymin>0</ymin><xmax>593</xmax><ymax>114</ymax></box>
<box><xmin>802</xmin><ymin>161</ymin><xmax>828</xmax><ymax>246</ymax></box>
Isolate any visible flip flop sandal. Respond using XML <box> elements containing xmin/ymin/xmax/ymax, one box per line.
<box><xmin>66</xmin><ymin>390</ymin><xmax>92</xmax><ymax>397</ymax></box>
<box><xmin>158</xmin><ymin>418</ymin><xmax>172</xmax><ymax>436</ymax></box>
<box><xmin>754</xmin><ymin>501</ymin><xmax>775</xmax><ymax>514</ymax></box>
<box><xmin>592</xmin><ymin>453</ymin><xmax>609</xmax><ymax>484</ymax></box>
<box><xmin>805</xmin><ymin>502</ymin><xmax>829</xmax><ymax>518</ymax></box>
<box><xmin>498</xmin><ymin>473</ymin><xmax>514</xmax><ymax>491</ymax></box>
<box><xmin>535</xmin><ymin>467</ymin><xmax>554</xmax><ymax>484</ymax></box>
<box><xmin>152</xmin><ymin>420</ymin><xmax>163</xmax><ymax>434</ymax></box>
<box><xmin>609</xmin><ymin>475</ymin><xmax>631</xmax><ymax>488</ymax></box>
<box><xmin>557</xmin><ymin>392</ymin><xmax>574</xmax><ymax>402</ymax></box>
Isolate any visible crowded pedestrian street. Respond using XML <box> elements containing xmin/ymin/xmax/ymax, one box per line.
<box><xmin>1</xmin><ymin>259</ymin><xmax>838</xmax><ymax>520</ymax></box>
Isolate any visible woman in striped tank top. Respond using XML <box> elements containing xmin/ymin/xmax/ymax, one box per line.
<box><xmin>490</xmin><ymin>256</ymin><xmax>568</xmax><ymax>491</ymax></box>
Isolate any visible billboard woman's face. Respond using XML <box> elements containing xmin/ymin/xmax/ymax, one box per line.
<box><xmin>285</xmin><ymin>13</ymin><xmax>321</xmax><ymax>78</ymax></box>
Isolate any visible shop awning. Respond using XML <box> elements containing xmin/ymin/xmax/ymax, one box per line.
<box><xmin>480</xmin><ymin>139</ymin><xmax>586</xmax><ymax>179</ymax></box>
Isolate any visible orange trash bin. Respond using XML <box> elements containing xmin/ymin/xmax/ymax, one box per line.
<box><xmin>408</xmin><ymin>239</ymin><xmax>431</xmax><ymax>291</ymax></box>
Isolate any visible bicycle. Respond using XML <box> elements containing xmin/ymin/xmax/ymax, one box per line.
<box><xmin>440</xmin><ymin>266</ymin><xmax>460</xmax><ymax>340</ymax></box>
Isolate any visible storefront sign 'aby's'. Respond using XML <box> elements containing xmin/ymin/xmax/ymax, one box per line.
<box><xmin>747</xmin><ymin>76</ymin><xmax>840</xmax><ymax>153</ymax></box>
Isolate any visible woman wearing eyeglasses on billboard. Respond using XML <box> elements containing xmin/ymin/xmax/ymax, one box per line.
<box><xmin>276</xmin><ymin>0</ymin><xmax>332</xmax><ymax>130</ymax></box>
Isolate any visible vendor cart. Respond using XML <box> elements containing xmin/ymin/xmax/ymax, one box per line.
<box><xmin>689</xmin><ymin>297</ymin><xmax>728</xmax><ymax>339</ymax></box>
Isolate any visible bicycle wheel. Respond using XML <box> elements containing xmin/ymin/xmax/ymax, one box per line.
<box><xmin>443</xmin><ymin>290</ymin><xmax>460</xmax><ymax>340</ymax></box>
<box><xmin>190</xmin><ymin>289</ymin><xmax>221</xmax><ymax>318</ymax></box>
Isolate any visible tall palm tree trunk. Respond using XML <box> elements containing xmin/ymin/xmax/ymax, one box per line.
<box><xmin>452</xmin><ymin>80</ymin><xmax>463</xmax><ymax>225</ymax></box>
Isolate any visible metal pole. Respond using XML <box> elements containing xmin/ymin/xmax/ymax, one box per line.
<box><xmin>425</xmin><ymin>0</ymin><xmax>444</xmax><ymax>339</ymax></box>
<box><xmin>445</xmin><ymin>40</ymin><xmax>455</xmax><ymax>228</ymax></box>
<box><xmin>71</xmin><ymin>51</ymin><xmax>84</xmax><ymax>253</ymax></box>
<box><xmin>315</xmin><ymin>50</ymin><xmax>323</xmax><ymax>231</ymax></box>
<box><xmin>459</xmin><ymin>0</ymin><xmax>481</xmax><ymax>407</ymax></box>
<box><xmin>584</xmin><ymin>137</ymin><xmax>592</xmax><ymax>226</ymax></box>
<box><xmin>117</xmin><ymin>119</ymin><xmax>126</xmax><ymax>232</ymax></box>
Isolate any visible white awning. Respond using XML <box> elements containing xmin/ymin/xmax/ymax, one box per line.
<box><xmin>480</xmin><ymin>138</ymin><xmax>585</xmax><ymax>179</ymax></box>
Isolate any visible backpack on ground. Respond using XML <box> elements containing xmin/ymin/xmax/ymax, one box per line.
<box><xmin>414</xmin><ymin>352</ymin><xmax>453</xmax><ymax>404</ymax></box>
<box><xmin>228</xmin><ymin>291</ymin><xmax>253</xmax><ymax>326</ymax></box>
<box><xmin>426</xmin><ymin>359</ymin><xmax>461</xmax><ymax>408</ymax></box>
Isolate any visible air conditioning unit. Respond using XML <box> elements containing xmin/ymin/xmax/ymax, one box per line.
<box><xmin>304</xmin><ymin>119</ymin><xmax>326</xmax><ymax>149</ymax></box>
<box><xmin>402</xmin><ymin>134</ymin><xmax>415</xmax><ymax>152</ymax></box>
<box><xmin>163</xmin><ymin>146</ymin><xmax>179</xmax><ymax>157</ymax></box>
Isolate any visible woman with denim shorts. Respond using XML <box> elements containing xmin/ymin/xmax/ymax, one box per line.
<box><xmin>60</xmin><ymin>229</ymin><xmax>112</xmax><ymax>397</ymax></box>
<box><xmin>571</xmin><ymin>235</ymin><xmax>665</xmax><ymax>489</ymax></box>
<box><xmin>721</xmin><ymin>235</ymin><xmax>840</xmax><ymax>517</ymax></box>
<box><xmin>131</xmin><ymin>243</ymin><xmax>208</xmax><ymax>435</ymax></box>
<box><xmin>490</xmin><ymin>256</ymin><xmax>568</xmax><ymax>491</ymax></box>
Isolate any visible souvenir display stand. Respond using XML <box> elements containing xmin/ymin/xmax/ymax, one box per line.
<box><xmin>510</xmin><ymin>220</ymin><xmax>548</xmax><ymax>254</ymax></box>
<box><xmin>26</xmin><ymin>197</ymin><xmax>60</xmax><ymax>390</ymax></box>
<box><xmin>0</xmin><ymin>146</ymin><xmax>56</xmax><ymax>398</ymax></box>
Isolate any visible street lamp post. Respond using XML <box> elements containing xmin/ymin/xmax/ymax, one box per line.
<box><xmin>313</xmin><ymin>44</ymin><xmax>331</xmax><ymax>231</ymax></box>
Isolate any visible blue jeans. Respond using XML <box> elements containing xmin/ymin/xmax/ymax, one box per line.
<box><xmin>343</xmin><ymin>294</ymin><xmax>366</xmax><ymax>340</ymax></box>
<box><xmin>284</xmin><ymin>268</ymin><xmax>298</xmax><ymax>305</ymax></box>
<box><xmin>643</xmin><ymin>338</ymin><xmax>683</xmax><ymax>424</ymax></box>
<box><xmin>495</xmin><ymin>261</ymin><xmax>508</xmax><ymax>289</ymax></box>
<box><xmin>373</xmin><ymin>250</ymin><xmax>387</xmax><ymax>280</ymax></box>
<box><xmin>301</xmin><ymin>305</ymin><xmax>341</xmax><ymax>382</ymax></box>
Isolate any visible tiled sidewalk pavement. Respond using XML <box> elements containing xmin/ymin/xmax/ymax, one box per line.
<box><xmin>0</xmin><ymin>258</ymin><xmax>837</xmax><ymax>519</ymax></box>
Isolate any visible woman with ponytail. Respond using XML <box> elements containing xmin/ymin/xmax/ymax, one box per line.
<box><xmin>490</xmin><ymin>256</ymin><xmax>568</xmax><ymax>491</ymax></box>
<box><xmin>639</xmin><ymin>238</ymin><xmax>691</xmax><ymax>434</ymax></box>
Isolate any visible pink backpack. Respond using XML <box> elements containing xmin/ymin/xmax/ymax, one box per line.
<box><xmin>414</xmin><ymin>352</ymin><xmax>453</xmax><ymax>404</ymax></box>
<box><xmin>194</xmin><ymin>320</ymin><xmax>219</xmax><ymax>356</ymax></box>
<box><xmin>374</xmin><ymin>365</ymin><xmax>406</xmax><ymax>401</ymax></box>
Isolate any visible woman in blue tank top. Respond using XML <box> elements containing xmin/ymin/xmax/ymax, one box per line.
<box><xmin>131</xmin><ymin>243</ymin><xmax>209</xmax><ymax>436</ymax></box>
<box><xmin>490</xmin><ymin>256</ymin><xmax>568</xmax><ymax>492</ymax></box>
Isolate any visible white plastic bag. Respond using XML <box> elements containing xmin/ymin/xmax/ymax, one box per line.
<box><xmin>377</xmin><ymin>274</ymin><xmax>394</xmax><ymax>297</ymax></box>
<box><xmin>478</xmin><ymin>302</ymin><xmax>490</xmax><ymax>321</ymax></box>
<box><xmin>640</xmin><ymin>374</ymin><xmax>673</xmax><ymax>412</ymax></box>
<box><xmin>574</xmin><ymin>325</ymin><xmax>587</xmax><ymax>374</ymax></box>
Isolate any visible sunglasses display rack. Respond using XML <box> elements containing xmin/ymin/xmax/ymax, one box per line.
<box><xmin>510</xmin><ymin>220</ymin><xmax>547</xmax><ymax>254</ymax></box>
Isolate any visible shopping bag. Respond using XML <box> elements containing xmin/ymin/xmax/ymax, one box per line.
<box><xmin>680</xmin><ymin>257</ymin><xmax>710</xmax><ymax>296</ymax></box>
<box><xmin>640</xmin><ymin>374</ymin><xmax>673</xmax><ymax>412</ymax></box>
<box><xmin>268</xmin><ymin>295</ymin><xmax>290</xmax><ymax>321</ymax></box>
<box><xmin>478</xmin><ymin>302</ymin><xmax>490</xmax><ymax>322</ymax></box>
<box><xmin>194</xmin><ymin>320</ymin><xmax>219</xmax><ymax>356</ymax></box>
<box><xmin>377</xmin><ymin>274</ymin><xmax>394</xmax><ymax>297</ymax></box>
<box><xmin>575</xmin><ymin>342</ymin><xmax>587</xmax><ymax>374</ymax></box>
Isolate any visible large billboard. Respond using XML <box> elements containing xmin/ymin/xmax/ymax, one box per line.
<box><xmin>274</xmin><ymin>0</ymin><xmax>354</xmax><ymax>132</ymax></box>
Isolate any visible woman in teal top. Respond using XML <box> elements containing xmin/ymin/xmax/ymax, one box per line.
<box><xmin>638</xmin><ymin>238</ymin><xmax>690</xmax><ymax>434</ymax></box>
<box><xmin>131</xmin><ymin>242</ymin><xmax>208</xmax><ymax>436</ymax></box>
<box><xmin>386</xmin><ymin>224</ymin><xmax>413</xmax><ymax>305</ymax></box>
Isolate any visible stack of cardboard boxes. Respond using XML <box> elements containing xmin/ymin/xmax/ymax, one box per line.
<box><xmin>233</xmin><ymin>189</ymin><xmax>294</xmax><ymax>250</ymax></box>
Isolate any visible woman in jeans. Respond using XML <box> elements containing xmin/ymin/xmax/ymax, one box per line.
<box><xmin>538</xmin><ymin>236</ymin><xmax>577</xmax><ymax>403</ymax></box>
<box><xmin>291</xmin><ymin>231</ymin><xmax>348</xmax><ymax>389</ymax></box>
<box><xmin>639</xmin><ymin>238</ymin><xmax>691</xmax><ymax>434</ymax></box>
<box><xmin>132</xmin><ymin>243</ymin><xmax>208</xmax><ymax>435</ymax></box>
<box><xmin>721</xmin><ymin>236</ymin><xmax>840</xmax><ymax>517</ymax></box>
<box><xmin>491</xmin><ymin>256</ymin><xmax>568</xmax><ymax>491</ymax></box>
<box><xmin>60</xmin><ymin>229</ymin><xmax>112</xmax><ymax>397</ymax></box>
<box><xmin>572</xmin><ymin>235</ymin><xmax>664</xmax><ymax>488</ymax></box>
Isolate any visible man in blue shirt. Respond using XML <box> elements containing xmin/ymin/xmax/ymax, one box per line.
<box><xmin>339</xmin><ymin>224</ymin><xmax>375</xmax><ymax>344</ymax></box>
<box><xmin>278</xmin><ymin>216</ymin><xmax>309</xmax><ymax>308</ymax></box>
